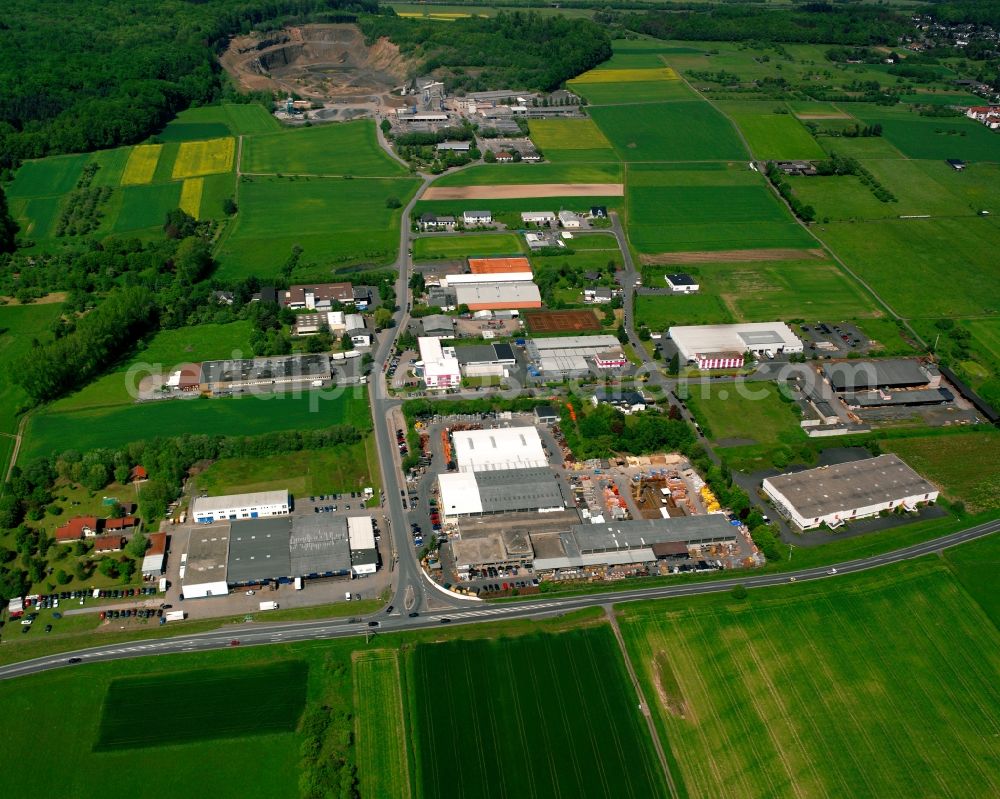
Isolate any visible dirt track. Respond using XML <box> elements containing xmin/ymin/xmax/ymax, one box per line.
<box><xmin>795</xmin><ymin>113</ymin><xmax>851</xmax><ymax>120</ymax></box>
<box><xmin>422</xmin><ymin>183</ymin><xmax>624</xmax><ymax>200</ymax></box>
<box><xmin>640</xmin><ymin>248</ymin><xmax>826</xmax><ymax>265</ymax></box>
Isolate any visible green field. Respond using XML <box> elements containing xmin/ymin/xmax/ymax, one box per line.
<box><xmin>242</xmin><ymin>121</ymin><xmax>408</xmax><ymax>176</ymax></box>
<box><xmin>850</xmin><ymin>108</ymin><xmax>1000</xmax><ymax>162</ymax></box>
<box><xmin>354</xmin><ymin>651</ymin><xmax>411</xmax><ymax>799</ymax></box>
<box><xmin>111</xmin><ymin>182</ymin><xmax>181</xmax><ymax>234</ymax></box>
<box><xmin>618</xmin><ymin>558</ymin><xmax>1000</xmax><ymax>799</ymax></box>
<box><xmin>217</xmin><ymin>175</ymin><xmax>420</xmax><ymax>280</ymax></box>
<box><xmin>529</xmin><ymin>117</ymin><xmax>613</xmax><ymax>151</ymax></box>
<box><xmin>412</xmin><ymin>195</ymin><xmax>623</xmax><ymax>230</ymax></box>
<box><xmin>5</xmin><ymin>153</ymin><xmax>90</xmax><ymax>199</ymax></box>
<box><xmin>47</xmin><ymin>321</ymin><xmax>253</xmax><ymax>412</ymax></box>
<box><xmin>635</xmin><ymin>292</ymin><xmax>735</xmax><ymax>328</ymax></box>
<box><xmin>195</xmin><ymin>437</ymin><xmax>380</xmax><ymax>498</ymax></box>
<box><xmin>590</xmin><ymin>102</ymin><xmax>747</xmax><ymax>162</ymax></box>
<box><xmin>944</xmin><ymin>532</ymin><xmax>1000</xmax><ymax>627</ymax></box>
<box><xmin>883</xmin><ymin>431</ymin><xmax>1000</xmax><ymax>514</ymax></box>
<box><xmin>96</xmin><ymin>661</ymin><xmax>308</xmax><ymax>750</ymax></box>
<box><xmin>224</xmin><ymin>103</ymin><xmax>281</xmax><ymax>135</ymax></box>
<box><xmin>22</xmin><ymin>389</ymin><xmax>372</xmax><ymax>460</ymax></box>
<box><xmin>432</xmin><ymin>162</ymin><xmax>621</xmax><ymax>186</ymax></box>
<box><xmin>570</xmin><ymin>78</ymin><xmax>695</xmax><ymax>105</ymax></box>
<box><xmin>412</xmin><ymin>233</ymin><xmax>524</xmax><ymax>260</ymax></box>
<box><xmin>686</xmin><ymin>383</ymin><xmax>803</xmax><ymax>444</ymax></box>
<box><xmin>815</xmin><ymin>217</ymin><xmax>1000</xmax><ymax>319</ymax></box>
<box><xmin>409</xmin><ymin>628</ymin><xmax>668</xmax><ymax>799</ymax></box>
<box><xmin>721</xmin><ymin>102</ymin><xmax>826</xmax><ymax>161</ymax></box>
<box><xmin>0</xmin><ymin>302</ymin><xmax>63</xmax><ymax>433</ymax></box>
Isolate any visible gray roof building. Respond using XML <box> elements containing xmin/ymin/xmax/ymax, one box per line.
<box><xmin>473</xmin><ymin>467</ymin><xmax>565</xmax><ymax>514</ymax></box>
<box><xmin>227</xmin><ymin>517</ymin><xmax>292</xmax><ymax>585</ymax></box>
<box><xmin>823</xmin><ymin>359</ymin><xmax>932</xmax><ymax>392</ymax></box>
<box><xmin>290</xmin><ymin>516</ymin><xmax>352</xmax><ymax>577</ymax></box>
<box><xmin>455</xmin><ymin>343</ymin><xmax>517</xmax><ymax>366</ymax></box>
<box><xmin>422</xmin><ymin>314</ymin><xmax>456</xmax><ymax>337</ymax></box>
<box><xmin>199</xmin><ymin>355</ymin><xmax>331</xmax><ymax>390</ymax></box>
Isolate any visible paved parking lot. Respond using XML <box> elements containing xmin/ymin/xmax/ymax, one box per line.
<box><xmin>797</xmin><ymin>321</ymin><xmax>871</xmax><ymax>358</ymax></box>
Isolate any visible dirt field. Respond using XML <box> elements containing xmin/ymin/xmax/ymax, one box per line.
<box><xmin>639</xmin><ymin>248</ymin><xmax>826</xmax><ymax>265</ymax></box>
<box><xmin>220</xmin><ymin>24</ymin><xmax>411</xmax><ymax>108</ymax></box>
<box><xmin>422</xmin><ymin>183</ymin><xmax>624</xmax><ymax>200</ymax></box>
<box><xmin>523</xmin><ymin>309</ymin><xmax>601</xmax><ymax>333</ymax></box>
<box><xmin>795</xmin><ymin>113</ymin><xmax>852</xmax><ymax>120</ymax></box>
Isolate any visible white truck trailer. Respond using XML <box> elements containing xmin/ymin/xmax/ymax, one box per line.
<box><xmin>259</xmin><ymin>600</ymin><xmax>279</xmax><ymax>611</ymax></box>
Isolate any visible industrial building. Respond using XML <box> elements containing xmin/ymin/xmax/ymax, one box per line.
<box><xmin>453</xmin><ymin>529</ymin><xmax>534</xmax><ymax>576</ymax></box>
<box><xmin>592</xmin><ymin>389</ymin><xmax>647</xmax><ymax>415</ymax></box>
<box><xmin>665</xmin><ymin>273</ymin><xmax>699</xmax><ymax>293</ymax></box>
<box><xmin>451</xmin><ymin>425</ymin><xmax>548</xmax><ymax>472</ymax></box>
<box><xmin>454</xmin><ymin>281</ymin><xmax>542</xmax><ymax>311</ymax></box>
<box><xmin>526</xmin><ymin>335</ymin><xmax>626</xmax><ymax>376</ymax></box>
<box><xmin>280</xmin><ymin>283</ymin><xmax>354</xmax><ymax>310</ymax></box>
<box><xmin>348</xmin><ymin>517</ymin><xmax>378</xmax><ymax>576</ymax></box>
<box><xmin>446</xmin><ymin>271</ymin><xmax>535</xmax><ymax>287</ymax></box>
<box><xmin>420</xmin><ymin>314</ymin><xmax>456</xmax><ymax>338</ymax></box>
<box><xmin>521</xmin><ymin>211</ymin><xmax>557</xmax><ymax>225</ymax></box>
<box><xmin>141</xmin><ymin>532</ymin><xmax>168</xmax><ymax>578</ymax></box>
<box><xmin>439</xmin><ymin>466</ymin><xmax>565</xmax><ymax>516</ymax></box>
<box><xmin>762</xmin><ymin>454</ymin><xmax>939</xmax><ymax>530</ymax></box>
<box><xmin>198</xmin><ymin>355</ymin><xmax>331</xmax><ymax>393</ymax></box>
<box><xmin>822</xmin><ymin>359</ymin><xmax>939</xmax><ymax>392</ymax></box>
<box><xmin>182</xmin><ymin>527</ymin><xmax>231</xmax><ymax>599</ymax></box>
<box><xmin>668</xmin><ymin>322</ymin><xmax>803</xmax><ymax>369</ymax></box>
<box><xmin>417</xmin><ymin>336</ymin><xmax>461</xmax><ymax>388</ymax></box>
<box><xmin>455</xmin><ymin>343</ymin><xmax>517</xmax><ymax>378</ymax></box>
<box><xmin>191</xmin><ymin>490</ymin><xmax>290</xmax><ymax>524</ymax></box>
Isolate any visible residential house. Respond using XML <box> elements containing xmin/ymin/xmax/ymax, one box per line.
<box><xmin>55</xmin><ymin>516</ymin><xmax>99</xmax><ymax>542</ymax></box>
<box><xmin>463</xmin><ymin>210</ymin><xmax>493</xmax><ymax>227</ymax></box>
<box><xmin>584</xmin><ymin>286</ymin><xmax>614</xmax><ymax>304</ymax></box>
<box><xmin>419</xmin><ymin>213</ymin><xmax>456</xmax><ymax>232</ymax></box>
<box><xmin>592</xmin><ymin>389</ymin><xmax>647</xmax><ymax>415</ymax></box>
<box><xmin>558</xmin><ymin>210</ymin><xmax>584</xmax><ymax>228</ymax></box>
<box><xmin>94</xmin><ymin>535</ymin><xmax>126</xmax><ymax>554</ymax></box>
<box><xmin>665</xmin><ymin>273</ymin><xmax>700</xmax><ymax>293</ymax></box>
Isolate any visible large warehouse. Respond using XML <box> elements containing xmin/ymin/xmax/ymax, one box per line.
<box><xmin>451</xmin><ymin>426</ymin><xmax>548</xmax><ymax>472</ymax></box>
<box><xmin>198</xmin><ymin>355</ymin><xmax>330</xmax><ymax>393</ymax></box>
<box><xmin>455</xmin><ymin>343</ymin><xmax>517</xmax><ymax>378</ymax></box>
<box><xmin>182</xmin><ymin>527</ymin><xmax>231</xmax><ymax>599</ymax></box>
<box><xmin>668</xmin><ymin>322</ymin><xmax>803</xmax><ymax>368</ymax></box>
<box><xmin>822</xmin><ymin>359</ymin><xmax>938</xmax><ymax>392</ymax></box>
<box><xmin>439</xmin><ymin>466</ymin><xmax>565</xmax><ymax>516</ymax></box>
<box><xmin>454</xmin><ymin>281</ymin><xmax>542</xmax><ymax>311</ymax></box>
<box><xmin>762</xmin><ymin>454</ymin><xmax>938</xmax><ymax>530</ymax></box>
<box><xmin>191</xmin><ymin>490</ymin><xmax>290</xmax><ymax>524</ymax></box>
<box><xmin>526</xmin><ymin>335</ymin><xmax>626</xmax><ymax>376</ymax></box>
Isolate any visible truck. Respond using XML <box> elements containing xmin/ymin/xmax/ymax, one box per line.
<box><xmin>165</xmin><ymin>610</ymin><xmax>186</xmax><ymax>622</ymax></box>
<box><xmin>294</xmin><ymin>577</ymin><xmax>303</xmax><ymax>590</ymax></box>
<box><xmin>259</xmin><ymin>601</ymin><xmax>279</xmax><ymax>611</ymax></box>
<box><xmin>158</xmin><ymin>577</ymin><xmax>168</xmax><ymax>593</ymax></box>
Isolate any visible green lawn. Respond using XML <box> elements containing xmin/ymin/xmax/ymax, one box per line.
<box><xmin>635</xmin><ymin>292</ymin><xmax>735</xmax><ymax>329</ymax></box>
<box><xmin>241</xmin><ymin>120</ymin><xmax>408</xmax><ymax>176</ymax></box>
<box><xmin>721</xmin><ymin>104</ymin><xmax>826</xmax><ymax>161</ymax></box>
<box><xmin>0</xmin><ymin>302</ymin><xmax>62</xmax><ymax>433</ymax></box>
<box><xmin>96</xmin><ymin>661</ymin><xmax>308</xmax><ymax>750</ymax></box>
<box><xmin>815</xmin><ymin>217</ymin><xmax>1000</xmax><ymax>319</ymax></box>
<box><xmin>194</xmin><ymin>438</ymin><xmax>380</xmax><ymax>498</ymax></box>
<box><xmin>412</xmin><ymin>233</ymin><xmax>524</xmax><ymax>260</ymax></box>
<box><xmin>943</xmin><ymin>532</ymin><xmax>1000</xmax><ymax>628</ymax></box>
<box><xmin>354</xmin><ymin>650</ymin><xmax>412</xmax><ymax>799</ymax></box>
<box><xmin>686</xmin><ymin>383</ymin><xmax>803</xmax><ymax>445</ymax></box>
<box><xmin>47</xmin><ymin>321</ymin><xmax>254</xmax><ymax>412</ymax></box>
<box><xmin>22</xmin><ymin>389</ymin><xmax>372</xmax><ymax>460</ymax></box>
<box><xmin>882</xmin><ymin>431</ymin><xmax>1000</xmax><ymax>514</ymax></box>
<box><xmin>409</xmin><ymin>627</ymin><xmax>669</xmax><ymax>799</ymax></box>
<box><xmin>432</xmin><ymin>162</ymin><xmax>621</xmax><ymax>186</ymax></box>
<box><xmin>216</xmin><ymin>175</ymin><xmax>420</xmax><ymax>280</ymax></box>
<box><xmin>590</xmin><ymin>102</ymin><xmax>747</xmax><ymax>162</ymax></box>
<box><xmin>618</xmin><ymin>558</ymin><xmax>1000</xmax><ymax>799</ymax></box>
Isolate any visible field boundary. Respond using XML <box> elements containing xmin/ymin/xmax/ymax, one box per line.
<box><xmin>640</xmin><ymin>247</ymin><xmax>825</xmax><ymax>265</ymax></box>
<box><xmin>423</xmin><ymin>183</ymin><xmax>624</xmax><ymax>200</ymax></box>
<box><xmin>353</xmin><ymin>649</ymin><xmax>412</xmax><ymax>799</ymax></box>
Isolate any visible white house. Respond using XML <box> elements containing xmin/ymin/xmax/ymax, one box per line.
<box><xmin>665</xmin><ymin>273</ymin><xmax>700</xmax><ymax>293</ymax></box>
<box><xmin>521</xmin><ymin>211</ymin><xmax>557</xmax><ymax>225</ymax></box>
<box><xmin>417</xmin><ymin>336</ymin><xmax>461</xmax><ymax>388</ymax></box>
<box><xmin>558</xmin><ymin>210</ymin><xmax>583</xmax><ymax>228</ymax></box>
<box><xmin>463</xmin><ymin>210</ymin><xmax>493</xmax><ymax>226</ymax></box>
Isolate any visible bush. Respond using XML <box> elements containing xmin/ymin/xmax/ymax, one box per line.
<box><xmin>730</xmin><ymin>584</ymin><xmax>748</xmax><ymax>600</ymax></box>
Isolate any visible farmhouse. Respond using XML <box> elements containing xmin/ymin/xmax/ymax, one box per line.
<box><xmin>55</xmin><ymin>516</ymin><xmax>100</xmax><ymax>542</ymax></box>
<box><xmin>198</xmin><ymin>354</ymin><xmax>331</xmax><ymax>393</ymax></box>
<box><xmin>191</xmin><ymin>490</ymin><xmax>290</xmax><ymax>524</ymax></box>
<box><xmin>417</xmin><ymin>336</ymin><xmax>461</xmax><ymax>388</ymax></box>
<box><xmin>762</xmin><ymin>454</ymin><xmax>938</xmax><ymax>530</ymax></box>
<box><xmin>774</xmin><ymin>160</ymin><xmax>817</xmax><ymax>176</ymax></box>
<box><xmin>451</xmin><ymin>425</ymin><xmax>548</xmax><ymax>472</ymax></box>
<box><xmin>532</xmin><ymin>515</ymin><xmax>737</xmax><ymax>574</ymax></box>
<box><xmin>822</xmin><ymin>359</ymin><xmax>939</xmax><ymax>392</ymax></box>
<box><xmin>665</xmin><ymin>273</ymin><xmax>700</xmax><ymax>293</ymax></box>
<box><xmin>584</xmin><ymin>286</ymin><xmax>614</xmax><ymax>304</ymax></box>
<box><xmin>463</xmin><ymin>210</ymin><xmax>493</xmax><ymax>226</ymax></box>
<box><xmin>468</xmin><ymin>256</ymin><xmax>532</xmax><ymax>275</ymax></box>
<box><xmin>280</xmin><ymin>282</ymin><xmax>354</xmax><ymax>310</ymax></box>
<box><xmin>668</xmin><ymin>322</ymin><xmax>803</xmax><ymax>369</ymax></box>
<box><xmin>965</xmin><ymin>106</ymin><xmax>1000</xmax><ymax>129</ymax></box>
<box><xmin>454</xmin><ymin>281</ymin><xmax>542</xmax><ymax>311</ymax></box>
<box><xmin>166</xmin><ymin>364</ymin><xmax>202</xmax><ymax>391</ymax></box>
<box><xmin>439</xmin><ymin>466</ymin><xmax>565</xmax><ymax>517</ymax></box>
<box><xmin>93</xmin><ymin>535</ymin><xmax>125</xmax><ymax>554</ymax></box>
<box><xmin>521</xmin><ymin>211</ymin><xmax>557</xmax><ymax>225</ymax></box>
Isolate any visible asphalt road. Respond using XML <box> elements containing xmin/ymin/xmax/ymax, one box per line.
<box><xmin>1</xmin><ymin>517</ymin><xmax>996</xmax><ymax>682</ymax></box>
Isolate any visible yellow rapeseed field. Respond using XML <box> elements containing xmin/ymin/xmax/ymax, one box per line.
<box><xmin>179</xmin><ymin>178</ymin><xmax>204</xmax><ymax>219</ymax></box>
<box><xmin>120</xmin><ymin>144</ymin><xmax>162</xmax><ymax>185</ymax></box>
<box><xmin>573</xmin><ymin>67</ymin><xmax>680</xmax><ymax>84</ymax></box>
<box><xmin>172</xmin><ymin>137</ymin><xmax>235</xmax><ymax>179</ymax></box>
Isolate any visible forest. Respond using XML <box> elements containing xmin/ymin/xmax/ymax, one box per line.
<box><xmin>360</xmin><ymin>11</ymin><xmax>612</xmax><ymax>92</ymax></box>
<box><xmin>0</xmin><ymin>0</ymin><xmax>377</xmax><ymax>171</ymax></box>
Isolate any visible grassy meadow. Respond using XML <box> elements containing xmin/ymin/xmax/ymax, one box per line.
<box><xmin>618</xmin><ymin>557</ymin><xmax>1000</xmax><ymax>799</ymax></box>
<box><xmin>354</xmin><ymin>650</ymin><xmax>412</xmax><ymax>799</ymax></box>
<box><xmin>23</xmin><ymin>389</ymin><xmax>372</xmax><ymax>460</ymax></box>
<box><xmin>412</xmin><ymin>233</ymin><xmax>524</xmax><ymax>260</ymax></box>
<box><xmin>0</xmin><ymin>302</ymin><xmax>63</xmax><ymax>434</ymax></box>
<box><xmin>216</xmin><ymin>174</ymin><xmax>420</xmax><ymax>280</ymax></box>
<box><xmin>685</xmin><ymin>383</ymin><xmax>804</xmax><ymax>445</ymax></box>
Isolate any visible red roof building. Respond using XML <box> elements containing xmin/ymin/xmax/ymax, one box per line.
<box><xmin>130</xmin><ymin>466</ymin><xmax>148</xmax><ymax>482</ymax></box>
<box><xmin>94</xmin><ymin>535</ymin><xmax>125</xmax><ymax>553</ymax></box>
<box><xmin>104</xmin><ymin>516</ymin><xmax>137</xmax><ymax>531</ymax></box>
<box><xmin>55</xmin><ymin>516</ymin><xmax>99</xmax><ymax>542</ymax></box>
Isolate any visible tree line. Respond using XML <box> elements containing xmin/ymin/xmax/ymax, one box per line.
<box><xmin>0</xmin><ymin>0</ymin><xmax>377</xmax><ymax>172</ymax></box>
<box><xmin>360</xmin><ymin>10</ymin><xmax>611</xmax><ymax>92</ymax></box>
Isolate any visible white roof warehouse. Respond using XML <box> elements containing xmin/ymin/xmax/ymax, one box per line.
<box><xmin>762</xmin><ymin>454</ymin><xmax>938</xmax><ymax>530</ymax></box>
<box><xmin>669</xmin><ymin>322</ymin><xmax>803</xmax><ymax>368</ymax></box>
